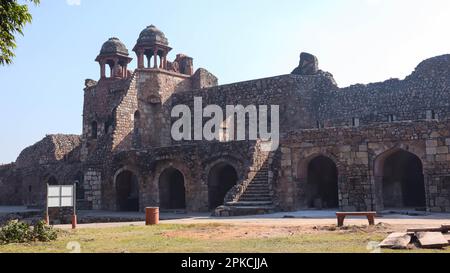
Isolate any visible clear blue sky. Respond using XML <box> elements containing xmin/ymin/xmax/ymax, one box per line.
<box><xmin>0</xmin><ymin>0</ymin><xmax>449</xmax><ymax>164</ymax></box>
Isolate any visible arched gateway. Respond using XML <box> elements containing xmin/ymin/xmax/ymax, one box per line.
<box><xmin>208</xmin><ymin>163</ymin><xmax>238</xmax><ymax>210</ymax></box>
<box><xmin>115</xmin><ymin>170</ymin><xmax>139</xmax><ymax>211</ymax></box>
<box><xmin>306</xmin><ymin>155</ymin><xmax>339</xmax><ymax>209</ymax></box>
<box><xmin>379</xmin><ymin>150</ymin><xmax>426</xmax><ymax>209</ymax></box>
<box><xmin>159</xmin><ymin>167</ymin><xmax>186</xmax><ymax>210</ymax></box>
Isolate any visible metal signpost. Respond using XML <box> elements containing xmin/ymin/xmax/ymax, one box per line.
<box><xmin>46</xmin><ymin>183</ymin><xmax>77</xmax><ymax>229</ymax></box>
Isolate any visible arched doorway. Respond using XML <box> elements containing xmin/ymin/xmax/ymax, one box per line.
<box><xmin>208</xmin><ymin>163</ymin><xmax>238</xmax><ymax>210</ymax></box>
<box><xmin>115</xmin><ymin>170</ymin><xmax>139</xmax><ymax>211</ymax></box>
<box><xmin>382</xmin><ymin>150</ymin><xmax>426</xmax><ymax>209</ymax></box>
<box><xmin>306</xmin><ymin>156</ymin><xmax>339</xmax><ymax>209</ymax></box>
<box><xmin>159</xmin><ymin>168</ymin><xmax>186</xmax><ymax>210</ymax></box>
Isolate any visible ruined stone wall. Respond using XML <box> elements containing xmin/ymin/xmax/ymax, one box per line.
<box><xmin>0</xmin><ymin>135</ymin><xmax>82</xmax><ymax>208</ymax></box>
<box><xmin>169</xmin><ymin>73</ymin><xmax>337</xmax><ymax>144</ymax></box>
<box><xmin>0</xmin><ymin>164</ymin><xmax>21</xmax><ymax>205</ymax></box>
<box><xmin>2</xmin><ymin>51</ymin><xmax>450</xmax><ymax>214</ymax></box>
<box><xmin>320</xmin><ymin>55</ymin><xmax>450</xmax><ymax>127</ymax></box>
<box><xmin>277</xmin><ymin>120</ymin><xmax>450</xmax><ymax>213</ymax></box>
<box><xmin>16</xmin><ymin>135</ymin><xmax>80</xmax><ymax>169</ymax></box>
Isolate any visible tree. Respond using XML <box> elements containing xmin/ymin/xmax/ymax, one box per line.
<box><xmin>0</xmin><ymin>0</ymin><xmax>40</xmax><ymax>65</ymax></box>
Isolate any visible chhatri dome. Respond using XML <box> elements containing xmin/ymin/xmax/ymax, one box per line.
<box><xmin>98</xmin><ymin>37</ymin><xmax>129</xmax><ymax>57</ymax></box>
<box><xmin>135</xmin><ymin>25</ymin><xmax>169</xmax><ymax>47</ymax></box>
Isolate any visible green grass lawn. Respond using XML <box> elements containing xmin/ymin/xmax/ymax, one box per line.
<box><xmin>0</xmin><ymin>223</ymin><xmax>449</xmax><ymax>253</ymax></box>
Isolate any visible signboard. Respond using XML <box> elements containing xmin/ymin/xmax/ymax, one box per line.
<box><xmin>47</xmin><ymin>185</ymin><xmax>75</xmax><ymax>208</ymax></box>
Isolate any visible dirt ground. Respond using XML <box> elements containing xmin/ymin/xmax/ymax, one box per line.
<box><xmin>161</xmin><ymin>222</ymin><xmax>393</xmax><ymax>240</ymax></box>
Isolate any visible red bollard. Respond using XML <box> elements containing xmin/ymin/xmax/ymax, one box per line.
<box><xmin>72</xmin><ymin>214</ymin><xmax>77</xmax><ymax>229</ymax></box>
<box><xmin>146</xmin><ymin>207</ymin><xmax>159</xmax><ymax>225</ymax></box>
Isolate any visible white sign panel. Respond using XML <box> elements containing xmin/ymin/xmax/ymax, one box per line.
<box><xmin>48</xmin><ymin>187</ymin><xmax>60</xmax><ymax>197</ymax></box>
<box><xmin>61</xmin><ymin>186</ymin><xmax>73</xmax><ymax>196</ymax></box>
<box><xmin>47</xmin><ymin>185</ymin><xmax>75</xmax><ymax>208</ymax></box>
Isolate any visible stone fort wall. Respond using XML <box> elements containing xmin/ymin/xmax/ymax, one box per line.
<box><xmin>0</xmin><ymin>24</ymin><xmax>449</xmax><ymax>215</ymax></box>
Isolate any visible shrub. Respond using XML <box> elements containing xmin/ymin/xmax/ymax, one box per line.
<box><xmin>0</xmin><ymin>220</ymin><xmax>33</xmax><ymax>244</ymax></box>
<box><xmin>0</xmin><ymin>220</ymin><xmax>57</xmax><ymax>245</ymax></box>
<box><xmin>32</xmin><ymin>220</ymin><xmax>57</xmax><ymax>242</ymax></box>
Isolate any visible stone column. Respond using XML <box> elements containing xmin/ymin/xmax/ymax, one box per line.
<box><xmin>146</xmin><ymin>54</ymin><xmax>151</xmax><ymax>69</ymax></box>
<box><xmin>109</xmin><ymin>62</ymin><xmax>114</xmax><ymax>78</ymax></box>
<box><xmin>112</xmin><ymin>59</ymin><xmax>119</xmax><ymax>78</ymax></box>
<box><xmin>123</xmin><ymin>64</ymin><xmax>127</xmax><ymax>78</ymax></box>
<box><xmin>100</xmin><ymin>61</ymin><xmax>106</xmax><ymax>79</ymax></box>
<box><xmin>153</xmin><ymin>49</ymin><xmax>158</xmax><ymax>68</ymax></box>
<box><xmin>137</xmin><ymin>50</ymin><xmax>144</xmax><ymax>69</ymax></box>
<box><xmin>163</xmin><ymin>54</ymin><xmax>167</xmax><ymax>69</ymax></box>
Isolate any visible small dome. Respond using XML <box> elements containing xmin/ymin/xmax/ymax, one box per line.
<box><xmin>136</xmin><ymin>25</ymin><xmax>169</xmax><ymax>47</ymax></box>
<box><xmin>99</xmin><ymin>37</ymin><xmax>129</xmax><ymax>56</ymax></box>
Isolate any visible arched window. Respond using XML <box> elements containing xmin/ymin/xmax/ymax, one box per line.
<box><xmin>91</xmin><ymin>121</ymin><xmax>98</xmax><ymax>139</ymax></box>
<box><xmin>133</xmin><ymin>111</ymin><xmax>141</xmax><ymax>148</ymax></box>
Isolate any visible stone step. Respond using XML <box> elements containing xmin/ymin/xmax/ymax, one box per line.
<box><xmin>244</xmin><ymin>191</ymin><xmax>270</xmax><ymax>195</ymax></box>
<box><xmin>214</xmin><ymin>205</ymin><xmax>276</xmax><ymax>217</ymax></box>
<box><xmin>247</xmin><ymin>184</ymin><xmax>269</xmax><ymax>188</ymax></box>
<box><xmin>239</xmin><ymin>197</ymin><xmax>272</xmax><ymax>202</ymax></box>
<box><xmin>243</xmin><ymin>190</ymin><xmax>270</xmax><ymax>195</ymax></box>
<box><xmin>249</xmin><ymin>180</ymin><xmax>268</xmax><ymax>183</ymax></box>
<box><xmin>240</xmin><ymin>197</ymin><xmax>272</xmax><ymax>201</ymax></box>
<box><xmin>226</xmin><ymin>201</ymin><xmax>273</xmax><ymax>207</ymax></box>
<box><xmin>247</xmin><ymin>186</ymin><xmax>268</xmax><ymax>189</ymax></box>
<box><xmin>251</xmin><ymin>178</ymin><xmax>268</xmax><ymax>182</ymax></box>
<box><xmin>246</xmin><ymin>184</ymin><xmax>270</xmax><ymax>189</ymax></box>
<box><xmin>249</xmin><ymin>181</ymin><xmax>267</xmax><ymax>184</ymax></box>
<box><xmin>241</xmin><ymin>194</ymin><xmax>272</xmax><ymax>200</ymax></box>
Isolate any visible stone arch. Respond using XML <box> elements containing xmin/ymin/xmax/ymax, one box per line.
<box><xmin>158</xmin><ymin>167</ymin><xmax>186</xmax><ymax>210</ymax></box>
<box><xmin>297</xmin><ymin>152</ymin><xmax>340</xmax><ymax>180</ymax></box>
<box><xmin>373</xmin><ymin>147</ymin><xmax>426</xmax><ymax>210</ymax></box>
<box><xmin>300</xmin><ymin>154</ymin><xmax>339</xmax><ymax>209</ymax></box>
<box><xmin>114</xmin><ymin>168</ymin><xmax>139</xmax><ymax>211</ymax></box>
<box><xmin>153</xmin><ymin>160</ymin><xmax>194</xmax><ymax>210</ymax></box>
<box><xmin>205</xmin><ymin>158</ymin><xmax>241</xmax><ymax>210</ymax></box>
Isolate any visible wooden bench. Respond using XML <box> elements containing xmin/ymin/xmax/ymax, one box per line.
<box><xmin>336</xmin><ymin>212</ymin><xmax>377</xmax><ymax>227</ymax></box>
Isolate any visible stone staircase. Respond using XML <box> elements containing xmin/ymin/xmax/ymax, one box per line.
<box><xmin>215</xmin><ymin>160</ymin><xmax>276</xmax><ymax>216</ymax></box>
